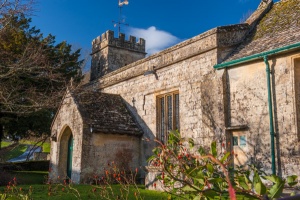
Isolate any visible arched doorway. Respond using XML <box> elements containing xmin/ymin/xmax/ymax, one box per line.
<box><xmin>58</xmin><ymin>126</ymin><xmax>74</xmax><ymax>179</ymax></box>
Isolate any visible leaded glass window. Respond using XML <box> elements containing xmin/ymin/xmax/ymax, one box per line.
<box><xmin>157</xmin><ymin>91</ymin><xmax>179</xmax><ymax>144</ymax></box>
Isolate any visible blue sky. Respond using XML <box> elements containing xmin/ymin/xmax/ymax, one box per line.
<box><xmin>31</xmin><ymin>0</ymin><xmax>279</xmax><ymax>56</ymax></box>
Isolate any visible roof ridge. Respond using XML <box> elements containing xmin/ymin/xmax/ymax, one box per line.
<box><xmin>219</xmin><ymin>0</ymin><xmax>274</xmax><ymax>63</ymax></box>
<box><xmin>221</xmin><ymin>0</ymin><xmax>300</xmax><ymax>63</ymax></box>
<box><xmin>246</xmin><ymin>0</ymin><xmax>273</xmax><ymax>25</ymax></box>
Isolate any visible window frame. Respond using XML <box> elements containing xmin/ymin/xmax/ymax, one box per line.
<box><xmin>156</xmin><ymin>91</ymin><xmax>179</xmax><ymax>144</ymax></box>
<box><xmin>232</xmin><ymin>134</ymin><xmax>247</xmax><ymax>148</ymax></box>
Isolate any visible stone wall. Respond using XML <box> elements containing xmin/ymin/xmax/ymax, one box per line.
<box><xmin>89</xmin><ymin>25</ymin><xmax>300</xmax><ymax>184</ymax></box>
<box><xmin>225</xmin><ymin>53</ymin><xmax>300</xmax><ymax>177</ymax></box>
<box><xmin>50</xmin><ymin>91</ymin><xmax>84</xmax><ymax>183</ymax></box>
<box><xmin>80</xmin><ymin>133</ymin><xmax>141</xmax><ymax>183</ymax></box>
<box><xmin>50</xmin><ymin>90</ymin><xmax>143</xmax><ymax>183</ymax></box>
<box><xmin>91</xmin><ymin>30</ymin><xmax>146</xmax><ymax>80</ymax></box>
<box><xmin>92</xmin><ymin>30</ymin><xmax>145</xmax><ymax>53</ymax></box>
<box><xmin>95</xmin><ymin>25</ymin><xmax>249</xmax><ymax>167</ymax></box>
<box><xmin>33</xmin><ymin>152</ymin><xmax>50</xmax><ymax>161</ymax></box>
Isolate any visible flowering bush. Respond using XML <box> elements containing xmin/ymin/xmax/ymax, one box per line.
<box><xmin>0</xmin><ymin>177</ymin><xmax>32</xmax><ymax>200</ymax></box>
<box><xmin>45</xmin><ymin>176</ymin><xmax>81</xmax><ymax>199</ymax></box>
<box><xmin>148</xmin><ymin>130</ymin><xmax>298</xmax><ymax>200</ymax></box>
<box><xmin>91</xmin><ymin>161</ymin><xmax>142</xmax><ymax>200</ymax></box>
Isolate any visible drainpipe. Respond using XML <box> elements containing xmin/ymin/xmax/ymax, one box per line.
<box><xmin>213</xmin><ymin>42</ymin><xmax>300</xmax><ymax>176</ymax></box>
<box><xmin>263</xmin><ymin>56</ymin><xmax>276</xmax><ymax>175</ymax></box>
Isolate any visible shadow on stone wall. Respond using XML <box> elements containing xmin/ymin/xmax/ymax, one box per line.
<box><xmin>219</xmin><ymin>60</ymin><xmax>295</xmax><ymax>177</ymax></box>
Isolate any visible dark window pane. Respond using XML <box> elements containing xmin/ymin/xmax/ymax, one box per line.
<box><xmin>160</xmin><ymin>97</ymin><xmax>165</xmax><ymax>143</ymax></box>
<box><xmin>167</xmin><ymin>95</ymin><xmax>172</xmax><ymax>131</ymax></box>
<box><xmin>175</xmin><ymin>94</ymin><xmax>179</xmax><ymax>130</ymax></box>
<box><xmin>233</xmin><ymin>136</ymin><xmax>238</xmax><ymax>146</ymax></box>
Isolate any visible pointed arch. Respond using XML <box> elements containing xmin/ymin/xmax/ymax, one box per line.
<box><xmin>57</xmin><ymin>126</ymin><xmax>74</xmax><ymax>179</ymax></box>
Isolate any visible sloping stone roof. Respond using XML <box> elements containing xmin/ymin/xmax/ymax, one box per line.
<box><xmin>225</xmin><ymin>0</ymin><xmax>300</xmax><ymax>61</ymax></box>
<box><xmin>70</xmin><ymin>88</ymin><xmax>143</xmax><ymax>136</ymax></box>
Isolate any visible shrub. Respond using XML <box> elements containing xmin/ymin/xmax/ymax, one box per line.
<box><xmin>0</xmin><ymin>177</ymin><xmax>32</xmax><ymax>200</ymax></box>
<box><xmin>148</xmin><ymin>130</ymin><xmax>298</xmax><ymax>200</ymax></box>
<box><xmin>91</xmin><ymin>161</ymin><xmax>143</xmax><ymax>200</ymax></box>
<box><xmin>0</xmin><ymin>160</ymin><xmax>49</xmax><ymax>171</ymax></box>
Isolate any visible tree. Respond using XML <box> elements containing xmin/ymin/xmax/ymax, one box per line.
<box><xmin>0</xmin><ymin>0</ymin><xmax>35</xmax><ymax>31</ymax></box>
<box><xmin>0</xmin><ymin>14</ymin><xmax>83</xmax><ymax>147</ymax></box>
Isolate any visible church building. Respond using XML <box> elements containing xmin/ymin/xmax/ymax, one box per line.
<box><xmin>49</xmin><ymin>0</ymin><xmax>300</xmax><ymax>186</ymax></box>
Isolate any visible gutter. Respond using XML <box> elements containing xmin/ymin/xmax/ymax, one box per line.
<box><xmin>214</xmin><ymin>42</ymin><xmax>300</xmax><ymax>70</ymax></box>
<box><xmin>214</xmin><ymin>42</ymin><xmax>300</xmax><ymax>175</ymax></box>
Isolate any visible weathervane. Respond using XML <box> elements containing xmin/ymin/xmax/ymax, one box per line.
<box><xmin>118</xmin><ymin>0</ymin><xmax>128</xmax><ymax>6</ymax></box>
<box><xmin>113</xmin><ymin>0</ymin><xmax>129</xmax><ymax>34</ymax></box>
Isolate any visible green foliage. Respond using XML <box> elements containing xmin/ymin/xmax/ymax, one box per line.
<box><xmin>149</xmin><ymin>130</ymin><xmax>298</xmax><ymax>200</ymax></box>
<box><xmin>0</xmin><ymin>13</ymin><xmax>83</xmax><ymax>139</ymax></box>
<box><xmin>3</xmin><ymin>110</ymin><xmax>53</xmax><ymax>140</ymax></box>
<box><xmin>287</xmin><ymin>175</ymin><xmax>298</xmax><ymax>187</ymax></box>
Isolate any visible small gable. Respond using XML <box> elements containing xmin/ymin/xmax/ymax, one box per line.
<box><xmin>70</xmin><ymin>88</ymin><xmax>143</xmax><ymax>136</ymax></box>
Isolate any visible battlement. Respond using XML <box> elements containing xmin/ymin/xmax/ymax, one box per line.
<box><xmin>92</xmin><ymin>30</ymin><xmax>146</xmax><ymax>54</ymax></box>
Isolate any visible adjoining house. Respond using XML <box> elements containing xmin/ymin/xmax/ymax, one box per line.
<box><xmin>49</xmin><ymin>0</ymin><xmax>300</xmax><ymax>186</ymax></box>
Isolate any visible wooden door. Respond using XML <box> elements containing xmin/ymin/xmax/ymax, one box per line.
<box><xmin>67</xmin><ymin>135</ymin><xmax>73</xmax><ymax>179</ymax></box>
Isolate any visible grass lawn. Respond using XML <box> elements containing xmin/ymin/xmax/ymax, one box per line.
<box><xmin>0</xmin><ymin>141</ymin><xmax>12</xmax><ymax>148</ymax></box>
<box><xmin>0</xmin><ymin>184</ymin><xmax>171</xmax><ymax>200</ymax></box>
<box><xmin>42</xmin><ymin>142</ymin><xmax>50</xmax><ymax>153</ymax></box>
<box><xmin>1</xmin><ymin>171</ymin><xmax>172</xmax><ymax>199</ymax></box>
<box><xmin>2</xmin><ymin>144</ymin><xmax>28</xmax><ymax>161</ymax></box>
<box><xmin>20</xmin><ymin>140</ymin><xmax>51</xmax><ymax>153</ymax></box>
<box><xmin>9</xmin><ymin>171</ymin><xmax>48</xmax><ymax>185</ymax></box>
<box><xmin>0</xmin><ymin>140</ymin><xmax>50</xmax><ymax>162</ymax></box>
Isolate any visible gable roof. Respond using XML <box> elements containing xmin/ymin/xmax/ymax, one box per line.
<box><xmin>225</xmin><ymin>0</ymin><xmax>300</xmax><ymax>62</ymax></box>
<box><xmin>70</xmin><ymin>88</ymin><xmax>143</xmax><ymax>136</ymax></box>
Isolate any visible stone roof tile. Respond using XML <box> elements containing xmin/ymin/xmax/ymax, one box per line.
<box><xmin>225</xmin><ymin>0</ymin><xmax>300</xmax><ymax>61</ymax></box>
<box><xmin>71</xmin><ymin>88</ymin><xmax>143</xmax><ymax>136</ymax></box>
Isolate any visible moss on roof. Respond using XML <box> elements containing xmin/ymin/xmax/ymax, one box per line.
<box><xmin>71</xmin><ymin>88</ymin><xmax>143</xmax><ymax>136</ymax></box>
<box><xmin>254</xmin><ymin>0</ymin><xmax>300</xmax><ymax>40</ymax></box>
<box><xmin>225</xmin><ymin>0</ymin><xmax>300</xmax><ymax>62</ymax></box>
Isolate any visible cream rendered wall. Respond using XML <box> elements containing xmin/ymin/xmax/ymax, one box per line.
<box><xmin>80</xmin><ymin>134</ymin><xmax>140</xmax><ymax>183</ymax></box>
<box><xmin>226</xmin><ymin>53</ymin><xmax>300</xmax><ymax>177</ymax></box>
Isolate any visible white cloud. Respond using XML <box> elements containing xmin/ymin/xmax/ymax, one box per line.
<box><xmin>125</xmin><ymin>26</ymin><xmax>181</xmax><ymax>55</ymax></box>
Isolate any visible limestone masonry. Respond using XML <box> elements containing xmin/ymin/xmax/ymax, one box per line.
<box><xmin>50</xmin><ymin>0</ymin><xmax>300</xmax><ymax>187</ymax></box>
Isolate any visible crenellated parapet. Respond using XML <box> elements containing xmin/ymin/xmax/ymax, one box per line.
<box><xmin>91</xmin><ymin>30</ymin><xmax>146</xmax><ymax>54</ymax></box>
<box><xmin>90</xmin><ymin>30</ymin><xmax>146</xmax><ymax>81</ymax></box>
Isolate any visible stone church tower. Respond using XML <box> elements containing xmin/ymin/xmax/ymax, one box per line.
<box><xmin>90</xmin><ymin>30</ymin><xmax>146</xmax><ymax>81</ymax></box>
